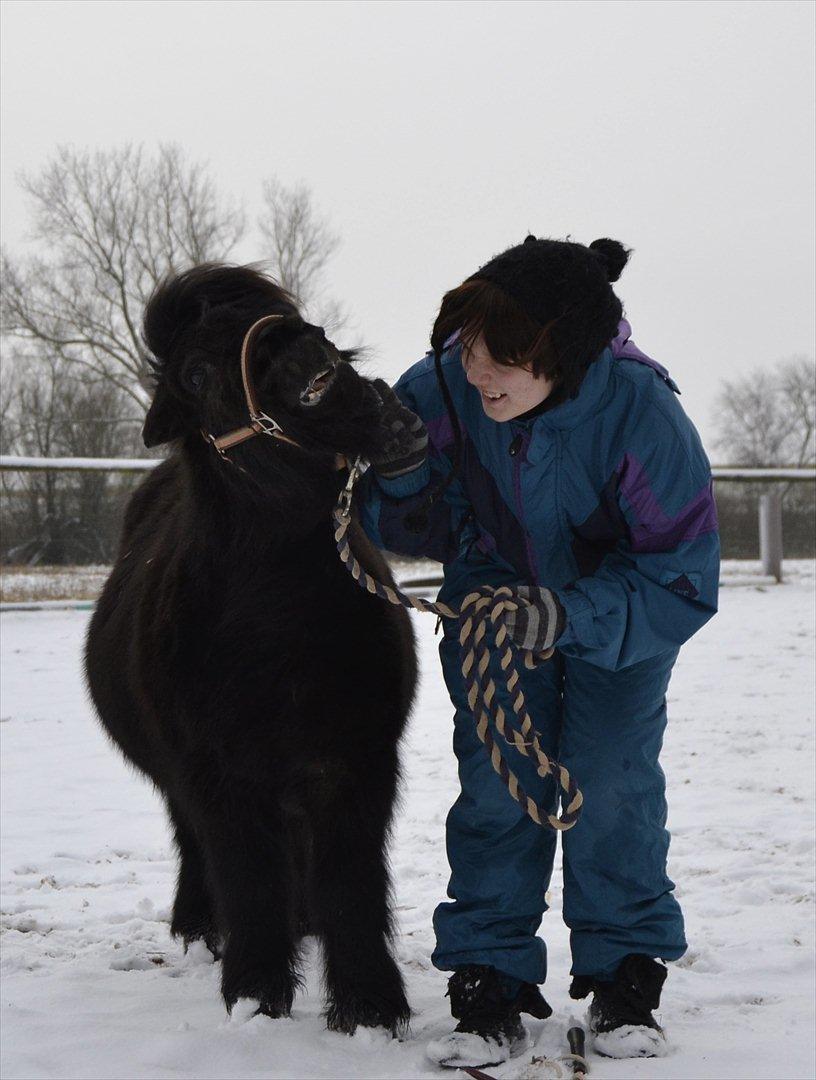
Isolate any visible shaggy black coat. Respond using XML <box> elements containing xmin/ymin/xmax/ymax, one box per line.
<box><xmin>84</xmin><ymin>265</ymin><xmax>416</xmax><ymax>1033</ymax></box>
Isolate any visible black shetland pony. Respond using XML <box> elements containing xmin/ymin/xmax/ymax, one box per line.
<box><xmin>85</xmin><ymin>265</ymin><xmax>416</xmax><ymax>1033</ymax></box>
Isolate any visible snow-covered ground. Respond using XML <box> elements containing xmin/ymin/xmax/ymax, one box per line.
<box><xmin>2</xmin><ymin>565</ymin><xmax>815</xmax><ymax>1080</ymax></box>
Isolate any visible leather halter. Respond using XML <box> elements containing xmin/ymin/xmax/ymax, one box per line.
<box><xmin>202</xmin><ymin>313</ymin><xmax>348</xmax><ymax>472</ymax></box>
<box><xmin>202</xmin><ymin>314</ymin><xmax>304</xmax><ymax>462</ymax></box>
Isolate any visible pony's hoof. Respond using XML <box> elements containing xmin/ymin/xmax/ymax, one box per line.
<box><xmin>325</xmin><ymin>992</ymin><xmax>410</xmax><ymax>1037</ymax></box>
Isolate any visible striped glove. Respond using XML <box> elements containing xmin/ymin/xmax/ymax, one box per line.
<box><xmin>367</xmin><ymin>379</ymin><xmax>429</xmax><ymax>480</ymax></box>
<box><xmin>505</xmin><ymin>586</ymin><xmax>567</xmax><ymax>653</ymax></box>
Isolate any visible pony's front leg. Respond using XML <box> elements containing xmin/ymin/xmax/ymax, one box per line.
<box><xmin>167</xmin><ymin>799</ymin><xmax>222</xmax><ymax>957</ymax></box>
<box><xmin>195</xmin><ymin>792</ymin><xmax>302</xmax><ymax>1017</ymax></box>
<box><xmin>308</xmin><ymin>753</ymin><xmax>410</xmax><ymax>1035</ymax></box>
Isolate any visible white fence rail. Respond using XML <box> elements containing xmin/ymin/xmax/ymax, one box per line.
<box><xmin>1</xmin><ymin>456</ymin><xmax>814</xmax><ymax>584</ymax></box>
<box><xmin>0</xmin><ymin>455</ymin><xmax>161</xmax><ymax>472</ymax></box>
<box><xmin>3</xmin><ymin>454</ymin><xmax>814</xmax><ymax>481</ymax></box>
<box><xmin>3</xmin><ymin>454</ymin><xmax>814</xmax><ymax>482</ymax></box>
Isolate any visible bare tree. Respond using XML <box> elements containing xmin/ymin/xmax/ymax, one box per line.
<box><xmin>1</xmin><ymin>347</ymin><xmax>145</xmax><ymax>564</ymax></box>
<box><xmin>712</xmin><ymin>355</ymin><xmax>816</xmax><ymax>560</ymax></box>
<box><xmin>258</xmin><ymin>178</ymin><xmax>347</xmax><ymax>333</ymax></box>
<box><xmin>778</xmin><ymin>356</ymin><xmax>816</xmax><ymax>466</ymax></box>
<box><xmin>713</xmin><ymin>355</ymin><xmax>816</xmax><ymax>466</ymax></box>
<box><xmin>1</xmin><ymin>144</ymin><xmax>244</xmax><ymax>409</ymax></box>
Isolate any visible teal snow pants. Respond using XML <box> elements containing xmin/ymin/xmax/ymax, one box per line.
<box><xmin>431</xmin><ymin>626</ymin><xmax>687</xmax><ymax>985</ymax></box>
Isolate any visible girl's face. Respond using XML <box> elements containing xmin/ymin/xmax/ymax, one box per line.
<box><xmin>461</xmin><ymin>335</ymin><xmax>554</xmax><ymax>421</ymax></box>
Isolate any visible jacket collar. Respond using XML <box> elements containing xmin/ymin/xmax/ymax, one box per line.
<box><xmin>513</xmin><ymin>348</ymin><xmax>613</xmax><ymax>435</ymax></box>
<box><xmin>511</xmin><ymin>319</ymin><xmax>661</xmax><ymax>436</ymax></box>
<box><xmin>451</xmin><ymin>320</ymin><xmax>657</xmax><ymax>445</ymax></box>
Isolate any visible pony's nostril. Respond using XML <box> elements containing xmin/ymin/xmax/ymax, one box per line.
<box><xmin>300</xmin><ymin>367</ymin><xmax>335</xmax><ymax>406</ymax></box>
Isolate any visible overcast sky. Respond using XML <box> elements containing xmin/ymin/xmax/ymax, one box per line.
<box><xmin>2</xmin><ymin>0</ymin><xmax>814</xmax><ymax>451</ymax></box>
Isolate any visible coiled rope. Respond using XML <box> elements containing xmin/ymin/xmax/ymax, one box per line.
<box><xmin>333</xmin><ymin>463</ymin><xmax>583</xmax><ymax>831</ymax></box>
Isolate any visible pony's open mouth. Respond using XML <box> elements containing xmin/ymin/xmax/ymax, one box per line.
<box><xmin>300</xmin><ymin>366</ymin><xmax>335</xmax><ymax>406</ymax></box>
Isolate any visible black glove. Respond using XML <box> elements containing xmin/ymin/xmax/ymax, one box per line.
<box><xmin>504</xmin><ymin>586</ymin><xmax>567</xmax><ymax>653</ymax></box>
<box><xmin>367</xmin><ymin>379</ymin><xmax>429</xmax><ymax>480</ymax></box>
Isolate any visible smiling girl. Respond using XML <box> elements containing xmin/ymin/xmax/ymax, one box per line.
<box><xmin>361</xmin><ymin>236</ymin><xmax>720</xmax><ymax>1068</ymax></box>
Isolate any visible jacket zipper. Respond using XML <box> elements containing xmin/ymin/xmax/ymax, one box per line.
<box><xmin>554</xmin><ymin>432</ymin><xmax>575</xmax><ymax>577</ymax></box>
<box><xmin>510</xmin><ymin>429</ymin><xmax>540</xmax><ymax>582</ymax></box>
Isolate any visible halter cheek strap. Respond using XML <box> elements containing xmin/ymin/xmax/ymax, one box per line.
<box><xmin>203</xmin><ymin>314</ymin><xmax>300</xmax><ymax>461</ymax></box>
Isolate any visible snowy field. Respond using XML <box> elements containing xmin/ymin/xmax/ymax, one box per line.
<box><xmin>1</xmin><ymin>565</ymin><xmax>815</xmax><ymax>1080</ymax></box>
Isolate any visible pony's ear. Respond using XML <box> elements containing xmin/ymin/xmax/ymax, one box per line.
<box><xmin>143</xmin><ymin>383</ymin><xmax>185</xmax><ymax>447</ymax></box>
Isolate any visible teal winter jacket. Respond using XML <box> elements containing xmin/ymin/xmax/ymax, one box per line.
<box><xmin>357</xmin><ymin>321</ymin><xmax>719</xmax><ymax>672</ymax></box>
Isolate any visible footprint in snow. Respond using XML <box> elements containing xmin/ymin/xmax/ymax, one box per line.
<box><xmin>2</xmin><ymin>915</ymin><xmax>48</xmax><ymax>934</ymax></box>
<box><xmin>109</xmin><ymin>953</ymin><xmax>165</xmax><ymax>971</ymax></box>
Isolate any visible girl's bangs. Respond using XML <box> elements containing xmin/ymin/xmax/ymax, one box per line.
<box><xmin>434</xmin><ymin>279</ymin><xmax>554</xmax><ymax>373</ymax></box>
<box><xmin>435</xmin><ymin>281</ymin><xmax>534</xmax><ymax>362</ymax></box>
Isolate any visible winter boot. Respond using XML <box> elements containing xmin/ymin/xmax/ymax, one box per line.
<box><xmin>570</xmin><ymin>954</ymin><xmax>668</xmax><ymax>1058</ymax></box>
<box><xmin>426</xmin><ymin>964</ymin><xmax>552</xmax><ymax>1069</ymax></box>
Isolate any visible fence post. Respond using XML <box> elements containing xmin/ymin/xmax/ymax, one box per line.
<box><xmin>759</xmin><ymin>488</ymin><xmax>783</xmax><ymax>582</ymax></box>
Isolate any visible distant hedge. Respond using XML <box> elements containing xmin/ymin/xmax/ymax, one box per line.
<box><xmin>713</xmin><ymin>481</ymin><xmax>815</xmax><ymax>559</ymax></box>
<box><xmin>1</xmin><ymin>472</ymin><xmax>813</xmax><ymax>566</ymax></box>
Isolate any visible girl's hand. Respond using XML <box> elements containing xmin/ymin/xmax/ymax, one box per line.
<box><xmin>367</xmin><ymin>379</ymin><xmax>429</xmax><ymax>480</ymax></box>
<box><xmin>505</xmin><ymin>586</ymin><xmax>566</xmax><ymax>653</ymax></box>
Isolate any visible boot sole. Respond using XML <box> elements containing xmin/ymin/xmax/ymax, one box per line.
<box><xmin>431</xmin><ymin>1027</ymin><xmax>532</xmax><ymax>1069</ymax></box>
<box><xmin>592</xmin><ymin>1022</ymin><xmax>667</xmax><ymax>1059</ymax></box>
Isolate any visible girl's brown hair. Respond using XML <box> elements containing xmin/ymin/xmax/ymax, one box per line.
<box><xmin>430</xmin><ymin>279</ymin><xmax>559</xmax><ymax>382</ymax></box>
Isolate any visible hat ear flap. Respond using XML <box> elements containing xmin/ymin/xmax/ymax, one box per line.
<box><xmin>143</xmin><ymin>383</ymin><xmax>185</xmax><ymax>447</ymax></box>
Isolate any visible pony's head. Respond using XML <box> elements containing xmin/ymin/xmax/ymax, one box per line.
<box><xmin>142</xmin><ymin>264</ymin><xmax>382</xmax><ymax>480</ymax></box>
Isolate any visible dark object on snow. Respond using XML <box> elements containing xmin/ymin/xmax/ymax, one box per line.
<box><xmin>84</xmin><ymin>264</ymin><xmax>416</xmax><ymax>1033</ymax></box>
<box><xmin>570</xmin><ymin>953</ymin><xmax>666</xmax><ymax>1040</ymax></box>
<box><xmin>567</xmin><ymin>1024</ymin><xmax>588</xmax><ymax>1078</ymax></box>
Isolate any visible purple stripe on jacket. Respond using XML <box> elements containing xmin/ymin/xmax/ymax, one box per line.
<box><xmin>617</xmin><ymin>453</ymin><xmax>718</xmax><ymax>553</ymax></box>
<box><xmin>611</xmin><ymin>319</ymin><xmax>680</xmax><ymax>391</ymax></box>
<box><xmin>426</xmin><ymin>413</ymin><xmax>455</xmax><ymax>452</ymax></box>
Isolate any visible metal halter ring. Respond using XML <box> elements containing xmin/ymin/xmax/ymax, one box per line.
<box><xmin>338</xmin><ymin>456</ymin><xmax>364</xmax><ymax>518</ymax></box>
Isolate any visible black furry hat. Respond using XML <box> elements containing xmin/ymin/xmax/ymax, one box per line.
<box><xmin>468</xmin><ymin>235</ymin><xmax>631</xmax><ymax>385</ymax></box>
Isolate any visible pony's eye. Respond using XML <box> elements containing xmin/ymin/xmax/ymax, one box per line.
<box><xmin>184</xmin><ymin>365</ymin><xmax>207</xmax><ymax>393</ymax></box>
<box><xmin>300</xmin><ymin>366</ymin><xmax>335</xmax><ymax>406</ymax></box>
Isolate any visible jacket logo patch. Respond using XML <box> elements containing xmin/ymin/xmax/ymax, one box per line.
<box><xmin>667</xmin><ymin>573</ymin><xmax>699</xmax><ymax>599</ymax></box>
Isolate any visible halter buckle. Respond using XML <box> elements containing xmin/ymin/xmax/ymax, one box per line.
<box><xmin>251</xmin><ymin>411</ymin><xmax>284</xmax><ymax>437</ymax></box>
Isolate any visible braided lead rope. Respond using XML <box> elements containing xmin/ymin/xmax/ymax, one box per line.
<box><xmin>332</xmin><ymin>489</ymin><xmax>583</xmax><ymax>831</ymax></box>
<box><xmin>461</xmin><ymin>586</ymin><xmax>583</xmax><ymax>830</ymax></box>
